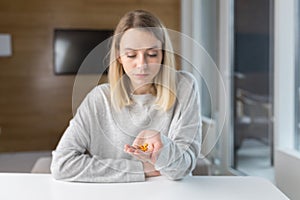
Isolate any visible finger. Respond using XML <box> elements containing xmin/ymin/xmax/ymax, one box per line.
<box><xmin>133</xmin><ymin>150</ymin><xmax>151</xmax><ymax>161</ymax></box>
<box><xmin>124</xmin><ymin>144</ymin><xmax>132</xmax><ymax>151</ymax></box>
<box><xmin>124</xmin><ymin>148</ymin><xmax>134</xmax><ymax>153</ymax></box>
<box><xmin>127</xmin><ymin>144</ymin><xmax>139</xmax><ymax>150</ymax></box>
<box><xmin>132</xmin><ymin>139</ymin><xmax>144</xmax><ymax>147</ymax></box>
<box><xmin>127</xmin><ymin>147</ymin><xmax>150</xmax><ymax>156</ymax></box>
<box><xmin>152</xmin><ymin>142</ymin><xmax>163</xmax><ymax>151</ymax></box>
<box><xmin>132</xmin><ymin>144</ymin><xmax>141</xmax><ymax>149</ymax></box>
<box><xmin>147</xmin><ymin>144</ymin><xmax>154</xmax><ymax>151</ymax></box>
<box><xmin>124</xmin><ymin>145</ymin><xmax>138</xmax><ymax>153</ymax></box>
<box><xmin>124</xmin><ymin>144</ymin><xmax>131</xmax><ymax>150</ymax></box>
<box><xmin>124</xmin><ymin>149</ymin><xmax>145</xmax><ymax>160</ymax></box>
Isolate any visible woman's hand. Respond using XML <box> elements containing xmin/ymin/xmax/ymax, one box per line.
<box><xmin>143</xmin><ymin>161</ymin><xmax>161</xmax><ymax>177</ymax></box>
<box><xmin>124</xmin><ymin>130</ymin><xmax>163</xmax><ymax>164</ymax></box>
<box><xmin>124</xmin><ymin>130</ymin><xmax>163</xmax><ymax>177</ymax></box>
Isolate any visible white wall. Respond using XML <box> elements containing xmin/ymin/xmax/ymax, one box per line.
<box><xmin>181</xmin><ymin>0</ymin><xmax>231</xmax><ymax>175</ymax></box>
<box><xmin>274</xmin><ymin>0</ymin><xmax>295</xmax><ymax>150</ymax></box>
<box><xmin>217</xmin><ymin>0</ymin><xmax>234</xmax><ymax>175</ymax></box>
<box><xmin>274</xmin><ymin>0</ymin><xmax>300</xmax><ymax>199</ymax></box>
<box><xmin>181</xmin><ymin>0</ymin><xmax>218</xmax><ymax>118</ymax></box>
<box><xmin>275</xmin><ymin>149</ymin><xmax>300</xmax><ymax>200</ymax></box>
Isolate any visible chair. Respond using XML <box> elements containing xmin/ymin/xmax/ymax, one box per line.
<box><xmin>234</xmin><ymin>88</ymin><xmax>274</xmax><ymax>165</ymax></box>
<box><xmin>31</xmin><ymin>157</ymin><xmax>51</xmax><ymax>173</ymax></box>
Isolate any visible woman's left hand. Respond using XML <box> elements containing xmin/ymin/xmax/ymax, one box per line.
<box><xmin>124</xmin><ymin>130</ymin><xmax>163</xmax><ymax>164</ymax></box>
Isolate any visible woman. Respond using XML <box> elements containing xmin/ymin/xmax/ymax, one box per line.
<box><xmin>51</xmin><ymin>10</ymin><xmax>202</xmax><ymax>183</ymax></box>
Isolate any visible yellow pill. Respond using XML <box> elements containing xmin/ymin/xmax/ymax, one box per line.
<box><xmin>139</xmin><ymin>143</ymin><xmax>148</xmax><ymax>152</ymax></box>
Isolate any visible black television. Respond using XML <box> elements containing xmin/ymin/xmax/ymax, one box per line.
<box><xmin>53</xmin><ymin>29</ymin><xmax>114</xmax><ymax>75</ymax></box>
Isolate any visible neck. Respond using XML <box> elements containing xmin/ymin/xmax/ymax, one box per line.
<box><xmin>132</xmin><ymin>84</ymin><xmax>155</xmax><ymax>95</ymax></box>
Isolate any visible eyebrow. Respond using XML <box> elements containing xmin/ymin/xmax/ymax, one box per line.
<box><xmin>124</xmin><ymin>45</ymin><xmax>160</xmax><ymax>51</ymax></box>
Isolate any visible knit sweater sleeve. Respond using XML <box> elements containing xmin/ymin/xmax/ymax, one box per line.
<box><xmin>154</xmin><ymin>72</ymin><xmax>202</xmax><ymax>180</ymax></box>
<box><xmin>50</xmin><ymin>87</ymin><xmax>145</xmax><ymax>183</ymax></box>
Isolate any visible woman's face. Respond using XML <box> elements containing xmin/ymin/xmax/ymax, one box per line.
<box><xmin>119</xmin><ymin>28</ymin><xmax>163</xmax><ymax>94</ymax></box>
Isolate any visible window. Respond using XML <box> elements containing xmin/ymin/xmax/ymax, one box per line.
<box><xmin>232</xmin><ymin>0</ymin><xmax>274</xmax><ymax>180</ymax></box>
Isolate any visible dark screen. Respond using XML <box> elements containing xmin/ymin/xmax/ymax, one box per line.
<box><xmin>53</xmin><ymin>29</ymin><xmax>113</xmax><ymax>75</ymax></box>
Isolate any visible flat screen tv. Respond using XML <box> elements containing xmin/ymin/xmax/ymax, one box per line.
<box><xmin>53</xmin><ymin>29</ymin><xmax>114</xmax><ymax>75</ymax></box>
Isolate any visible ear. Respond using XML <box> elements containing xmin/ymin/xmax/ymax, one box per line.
<box><xmin>117</xmin><ymin>56</ymin><xmax>122</xmax><ymax>64</ymax></box>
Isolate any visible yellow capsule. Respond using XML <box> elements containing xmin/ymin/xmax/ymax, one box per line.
<box><xmin>139</xmin><ymin>143</ymin><xmax>148</xmax><ymax>152</ymax></box>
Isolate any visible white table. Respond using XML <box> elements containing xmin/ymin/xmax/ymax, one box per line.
<box><xmin>0</xmin><ymin>173</ymin><xmax>288</xmax><ymax>200</ymax></box>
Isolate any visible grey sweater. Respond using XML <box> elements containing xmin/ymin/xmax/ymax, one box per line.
<box><xmin>51</xmin><ymin>71</ymin><xmax>202</xmax><ymax>183</ymax></box>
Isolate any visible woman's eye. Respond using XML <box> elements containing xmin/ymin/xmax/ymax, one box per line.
<box><xmin>126</xmin><ymin>54</ymin><xmax>136</xmax><ymax>58</ymax></box>
<box><xmin>148</xmin><ymin>53</ymin><xmax>157</xmax><ymax>57</ymax></box>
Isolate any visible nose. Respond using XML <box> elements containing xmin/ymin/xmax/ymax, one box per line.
<box><xmin>136</xmin><ymin>53</ymin><xmax>147</xmax><ymax>69</ymax></box>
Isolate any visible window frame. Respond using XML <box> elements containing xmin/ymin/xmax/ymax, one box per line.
<box><xmin>295</xmin><ymin>0</ymin><xmax>300</xmax><ymax>150</ymax></box>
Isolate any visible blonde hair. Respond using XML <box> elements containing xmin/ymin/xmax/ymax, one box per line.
<box><xmin>108</xmin><ymin>10</ymin><xmax>176</xmax><ymax>111</ymax></box>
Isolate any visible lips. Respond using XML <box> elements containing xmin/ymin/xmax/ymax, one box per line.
<box><xmin>134</xmin><ymin>74</ymin><xmax>149</xmax><ymax>78</ymax></box>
